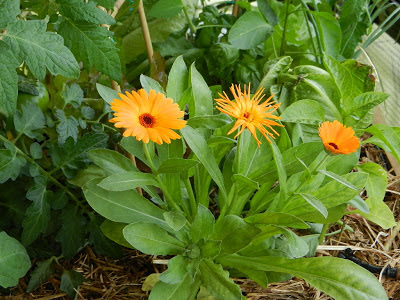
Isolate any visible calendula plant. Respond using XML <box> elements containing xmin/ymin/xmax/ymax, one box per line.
<box><xmin>84</xmin><ymin>55</ymin><xmax>395</xmax><ymax>299</ymax></box>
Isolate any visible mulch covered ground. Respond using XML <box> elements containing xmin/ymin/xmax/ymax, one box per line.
<box><xmin>2</xmin><ymin>143</ymin><xmax>400</xmax><ymax>300</ymax></box>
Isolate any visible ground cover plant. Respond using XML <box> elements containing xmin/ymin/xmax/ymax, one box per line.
<box><xmin>1</xmin><ymin>0</ymin><xmax>400</xmax><ymax>299</ymax></box>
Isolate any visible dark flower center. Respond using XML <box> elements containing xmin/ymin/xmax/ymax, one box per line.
<box><xmin>139</xmin><ymin>113</ymin><xmax>155</xmax><ymax>128</ymax></box>
<box><xmin>328</xmin><ymin>142</ymin><xmax>339</xmax><ymax>150</ymax></box>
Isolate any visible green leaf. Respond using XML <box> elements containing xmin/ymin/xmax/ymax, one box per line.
<box><xmin>354</xmin><ymin>163</ymin><xmax>395</xmax><ymax>229</ymax></box>
<box><xmin>3</xmin><ymin>20</ymin><xmax>79</xmax><ymax>80</ymax></box>
<box><xmin>365</xmin><ymin>124</ymin><xmax>400</xmax><ymax>163</ymax></box>
<box><xmin>0</xmin><ymin>0</ymin><xmax>20</xmax><ymax>28</ymax></box>
<box><xmin>311</xmin><ymin>11</ymin><xmax>341</xmax><ymax>59</ymax></box>
<box><xmin>56</xmin><ymin>204</ymin><xmax>86</xmax><ymax>259</ymax></box>
<box><xmin>0</xmin><ymin>231</ymin><xmax>31</xmax><ymax>288</ymax></box>
<box><xmin>181</xmin><ymin>126</ymin><xmax>227</xmax><ymax>198</ymax></box>
<box><xmin>187</xmin><ymin>114</ymin><xmax>232</xmax><ymax>129</ymax></box>
<box><xmin>26</xmin><ymin>258</ymin><xmax>55</xmax><ymax>293</ymax></box>
<box><xmin>148</xmin><ymin>0</ymin><xmax>183</xmax><ymax>18</ymax></box>
<box><xmin>0</xmin><ymin>143</ymin><xmax>26</xmax><ymax>183</ymax></box>
<box><xmin>123</xmin><ymin>222</ymin><xmax>186</xmax><ymax>255</ymax></box>
<box><xmin>219</xmin><ymin>255</ymin><xmax>387</xmax><ymax>300</ymax></box>
<box><xmin>258</xmin><ymin>56</ymin><xmax>292</xmax><ymax>93</ymax></box>
<box><xmin>100</xmin><ymin>219</ymin><xmax>133</xmax><ymax>248</ymax></box>
<box><xmin>120</xmin><ymin>136</ymin><xmax>149</xmax><ymax>165</ymax></box>
<box><xmin>190</xmin><ymin>205</ymin><xmax>215</xmax><ymax>243</ymax></box>
<box><xmin>270</xmin><ymin>139</ymin><xmax>287</xmax><ymax>202</ymax></box>
<box><xmin>149</xmin><ymin>274</ymin><xmax>193</xmax><ymax>300</ymax></box>
<box><xmin>280</xmin><ymin>100</ymin><xmax>325</xmax><ymax>125</ymax></box>
<box><xmin>163</xmin><ymin>211</ymin><xmax>186</xmax><ymax>231</ymax></box>
<box><xmin>60</xmin><ymin>269</ymin><xmax>85</xmax><ymax>299</ymax></box>
<box><xmin>318</xmin><ymin>170</ymin><xmax>359</xmax><ymax>190</ymax></box>
<box><xmin>56</xmin><ymin>110</ymin><xmax>79</xmax><ymax>144</ymax></box>
<box><xmin>58</xmin><ymin>19</ymin><xmax>121</xmax><ymax>82</ymax></box>
<box><xmin>228</xmin><ymin>11</ymin><xmax>273</xmax><ymax>50</ymax></box>
<box><xmin>83</xmin><ymin>178</ymin><xmax>168</xmax><ymax>229</ymax></box>
<box><xmin>348</xmin><ymin>195</ymin><xmax>369</xmax><ymax>214</ymax></box>
<box><xmin>21</xmin><ymin>176</ymin><xmax>50</xmax><ymax>246</ymax></box>
<box><xmin>14</xmin><ymin>103</ymin><xmax>45</xmax><ymax>139</ymax></box>
<box><xmin>96</xmin><ymin>83</ymin><xmax>120</xmax><ymax>105</ymax></box>
<box><xmin>199</xmin><ymin>259</ymin><xmax>241</xmax><ymax>300</ymax></box>
<box><xmin>93</xmin><ymin>0</ymin><xmax>115</xmax><ymax>9</ymax></box>
<box><xmin>30</xmin><ymin>142</ymin><xmax>42</xmax><ymax>160</ymax></box>
<box><xmin>68</xmin><ymin>165</ymin><xmax>108</xmax><ymax>187</ymax></box>
<box><xmin>62</xmin><ymin>83</ymin><xmax>84</xmax><ymax>109</ymax></box>
<box><xmin>232</xmin><ymin>174</ymin><xmax>259</xmax><ymax>190</ymax></box>
<box><xmin>257</xmin><ymin>0</ymin><xmax>278</xmax><ymax>26</ymax></box>
<box><xmin>157</xmin><ymin>158</ymin><xmax>198</xmax><ymax>173</ymax></box>
<box><xmin>88</xmin><ymin>149</ymin><xmax>138</xmax><ymax>174</ymax></box>
<box><xmin>98</xmin><ymin>172</ymin><xmax>159</xmax><ymax>191</ymax></box>
<box><xmin>159</xmin><ymin>255</ymin><xmax>187</xmax><ymax>284</ymax></box>
<box><xmin>166</xmin><ymin>56</ymin><xmax>188</xmax><ymax>103</ymax></box>
<box><xmin>245</xmin><ymin>212</ymin><xmax>309</xmax><ymax>229</ymax></box>
<box><xmin>0</xmin><ymin>41</ymin><xmax>19</xmax><ymax>115</ymax></box>
<box><xmin>57</xmin><ymin>0</ymin><xmax>116</xmax><ymax>25</ymax></box>
<box><xmin>297</xmin><ymin>193</ymin><xmax>328</xmax><ymax>218</ymax></box>
<box><xmin>189</xmin><ymin>63</ymin><xmax>213</xmax><ymax>118</ymax></box>
<box><xmin>347</xmin><ymin>92</ymin><xmax>389</xmax><ymax>114</ymax></box>
<box><xmin>140</xmin><ymin>75</ymin><xmax>165</xmax><ymax>94</ymax></box>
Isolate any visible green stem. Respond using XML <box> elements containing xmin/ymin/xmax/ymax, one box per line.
<box><xmin>318</xmin><ymin>223</ymin><xmax>329</xmax><ymax>244</ymax></box>
<box><xmin>280</xmin><ymin>0</ymin><xmax>291</xmax><ymax>57</ymax></box>
<box><xmin>196</xmin><ymin>24</ymin><xmax>228</xmax><ymax>30</ymax></box>
<box><xmin>143</xmin><ymin>142</ymin><xmax>157</xmax><ymax>173</ymax></box>
<box><xmin>86</xmin><ymin>120</ymin><xmax>118</xmax><ymax>132</ymax></box>
<box><xmin>183</xmin><ymin>176</ymin><xmax>197</xmax><ymax>218</ymax></box>
<box><xmin>183</xmin><ymin>5</ymin><xmax>197</xmax><ymax>34</ymax></box>
<box><xmin>299</xmin><ymin>0</ymin><xmax>321</xmax><ymax>64</ymax></box>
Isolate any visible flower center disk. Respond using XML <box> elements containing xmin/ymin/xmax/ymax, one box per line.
<box><xmin>139</xmin><ymin>113</ymin><xmax>155</xmax><ymax>128</ymax></box>
<box><xmin>328</xmin><ymin>142</ymin><xmax>339</xmax><ymax>150</ymax></box>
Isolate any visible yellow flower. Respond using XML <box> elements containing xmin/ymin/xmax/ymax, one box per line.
<box><xmin>215</xmin><ymin>83</ymin><xmax>283</xmax><ymax>146</ymax></box>
<box><xmin>318</xmin><ymin>120</ymin><xmax>360</xmax><ymax>154</ymax></box>
<box><xmin>110</xmin><ymin>89</ymin><xmax>186</xmax><ymax>145</ymax></box>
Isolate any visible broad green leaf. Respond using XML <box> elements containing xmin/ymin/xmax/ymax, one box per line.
<box><xmin>318</xmin><ymin>170</ymin><xmax>359</xmax><ymax>190</ymax></box>
<box><xmin>245</xmin><ymin>212</ymin><xmax>309</xmax><ymax>229</ymax></box>
<box><xmin>159</xmin><ymin>255</ymin><xmax>187</xmax><ymax>284</ymax></box>
<box><xmin>257</xmin><ymin>0</ymin><xmax>278</xmax><ymax>26</ymax></box>
<box><xmin>0</xmin><ymin>142</ymin><xmax>26</xmax><ymax>183</ymax></box>
<box><xmin>354</xmin><ymin>163</ymin><xmax>395</xmax><ymax>229</ymax></box>
<box><xmin>232</xmin><ymin>174</ymin><xmax>259</xmax><ymax>190</ymax></box>
<box><xmin>56</xmin><ymin>110</ymin><xmax>79</xmax><ymax>144</ymax></box>
<box><xmin>280</xmin><ymin>100</ymin><xmax>325</xmax><ymax>125</ymax></box>
<box><xmin>311</xmin><ymin>11</ymin><xmax>341</xmax><ymax>59</ymax></box>
<box><xmin>277</xmin><ymin>227</ymin><xmax>309</xmax><ymax>258</ymax></box>
<box><xmin>364</xmin><ymin>124</ymin><xmax>400</xmax><ymax>163</ymax></box>
<box><xmin>270</xmin><ymin>139</ymin><xmax>287</xmax><ymax>202</ymax></box>
<box><xmin>123</xmin><ymin>222</ymin><xmax>185</xmax><ymax>255</ymax></box>
<box><xmin>30</xmin><ymin>142</ymin><xmax>42</xmax><ymax>160</ymax></box>
<box><xmin>187</xmin><ymin>114</ymin><xmax>232</xmax><ymax>129</ymax></box>
<box><xmin>0</xmin><ymin>41</ymin><xmax>19</xmax><ymax>115</ymax></box>
<box><xmin>88</xmin><ymin>149</ymin><xmax>137</xmax><ymax>174</ymax></box>
<box><xmin>100</xmin><ymin>219</ymin><xmax>133</xmax><ymax>248</ymax></box>
<box><xmin>58</xmin><ymin>19</ymin><xmax>121</xmax><ymax>82</ymax></box>
<box><xmin>83</xmin><ymin>178</ymin><xmax>168</xmax><ymax>229</ymax></box>
<box><xmin>163</xmin><ymin>211</ymin><xmax>186</xmax><ymax>232</ymax></box>
<box><xmin>181</xmin><ymin>126</ymin><xmax>227</xmax><ymax>198</ymax></box>
<box><xmin>0</xmin><ymin>0</ymin><xmax>19</xmax><ymax>28</ymax></box>
<box><xmin>219</xmin><ymin>255</ymin><xmax>387</xmax><ymax>300</ymax></box>
<box><xmin>3</xmin><ymin>20</ymin><xmax>79</xmax><ymax>80</ymax></box>
<box><xmin>199</xmin><ymin>259</ymin><xmax>241</xmax><ymax>300</ymax></box>
<box><xmin>62</xmin><ymin>83</ymin><xmax>84</xmax><ymax>109</ymax></box>
<box><xmin>56</xmin><ymin>204</ymin><xmax>86</xmax><ymax>259</ymax></box>
<box><xmin>21</xmin><ymin>176</ymin><xmax>50</xmax><ymax>246</ymax></box>
<box><xmin>96</xmin><ymin>83</ymin><xmax>120</xmax><ymax>105</ymax></box>
<box><xmin>120</xmin><ymin>136</ymin><xmax>149</xmax><ymax>166</ymax></box>
<box><xmin>190</xmin><ymin>205</ymin><xmax>215</xmax><ymax>243</ymax></box>
<box><xmin>166</xmin><ymin>56</ymin><xmax>188</xmax><ymax>103</ymax></box>
<box><xmin>0</xmin><ymin>231</ymin><xmax>31</xmax><ymax>288</ymax></box>
<box><xmin>98</xmin><ymin>172</ymin><xmax>159</xmax><ymax>191</ymax></box>
<box><xmin>140</xmin><ymin>75</ymin><xmax>165</xmax><ymax>94</ymax></box>
<box><xmin>157</xmin><ymin>158</ymin><xmax>198</xmax><ymax>173</ymax></box>
<box><xmin>205</xmin><ymin>43</ymin><xmax>240</xmax><ymax>76</ymax></box>
<box><xmin>347</xmin><ymin>92</ymin><xmax>389</xmax><ymax>114</ymax></box>
<box><xmin>189</xmin><ymin>63</ymin><xmax>213</xmax><ymax>118</ymax></box>
<box><xmin>60</xmin><ymin>270</ymin><xmax>85</xmax><ymax>299</ymax></box>
<box><xmin>68</xmin><ymin>165</ymin><xmax>108</xmax><ymax>187</ymax></box>
<box><xmin>149</xmin><ymin>274</ymin><xmax>193</xmax><ymax>300</ymax></box>
<box><xmin>348</xmin><ymin>195</ymin><xmax>369</xmax><ymax>213</ymax></box>
<box><xmin>57</xmin><ymin>0</ymin><xmax>116</xmax><ymax>25</ymax></box>
<box><xmin>26</xmin><ymin>258</ymin><xmax>55</xmax><ymax>293</ymax></box>
<box><xmin>258</xmin><ymin>56</ymin><xmax>292</xmax><ymax>94</ymax></box>
<box><xmin>148</xmin><ymin>0</ymin><xmax>183</xmax><ymax>18</ymax></box>
<box><xmin>297</xmin><ymin>193</ymin><xmax>328</xmax><ymax>218</ymax></box>
<box><xmin>228</xmin><ymin>11</ymin><xmax>273</xmax><ymax>50</ymax></box>
<box><xmin>14</xmin><ymin>103</ymin><xmax>45</xmax><ymax>139</ymax></box>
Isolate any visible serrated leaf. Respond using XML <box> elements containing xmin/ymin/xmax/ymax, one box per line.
<box><xmin>14</xmin><ymin>103</ymin><xmax>45</xmax><ymax>139</ymax></box>
<box><xmin>56</xmin><ymin>110</ymin><xmax>79</xmax><ymax>144</ymax></box>
<box><xmin>56</xmin><ymin>204</ymin><xmax>86</xmax><ymax>259</ymax></box>
<box><xmin>3</xmin><ymin>20</ymin><xmax>80</xmax><ymax>80</ymax></box>
<box><xmin>0</xmin><ymin>142</ymin><xmax>26</xmax><ymax>183</ymax></box>
<box><xmin>21</xmin><ymin>176</ymin><xmax>50</xmax><ymax>246</ymax></box>
<box><xmin>88</xmin><ymin>217</ymin><xmax>123</xmax><ymax>259</ymax></box>
<box><xmin>0</xmin><ymin>0</ymin><xmax>20</xmax><ymax>28</ymax></box>
<box><xmin>57</xmin><ymin>0</ymin><xmax>116</xmax><ymax>25</ymax></box>
<box><xmin>62</xmin><ymin>83</ymin><xmax>83</xmax><ymax>109</ymax></box>
<box><xmin>30</xmin><ymin>142</ymin><xmax>43</xmax><ymax>160</ymax></box>
<box><xmin>81</xmin><ymin>106</ymin><xmax>95</xmax><ymax>120</ymax></box>
<box><xmin>0</xmin><ymin>41</ymin><xmax>19</xmax><ymax>116</ymax></box>
<box><xmin>93</xmin><ymin>0</ymin><xmax>115</xmax><ymax>10</ymax></box>
<box><xmin>0</xmin><ymin>232</ymin><xmax>31</xmax><ymax>288</ymax></box>
<box><xmin>60</xmin><ymin>269</ymin><xmax>85</xmax><ymax>299</ymax></box>
<box><xmin>58</xmin><ymin>20</ymin><xmax>121</xmax><ymax>82</ymax></box>
<box><xmin>26</xmin><ymin>258</ymin><xmax>55</xmax><ymax>293</ymax></box>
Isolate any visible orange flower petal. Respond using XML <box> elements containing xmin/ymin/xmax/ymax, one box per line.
<box><xmin>318</xmin><ymin>120</ymin><xmax>360</xmax><ymax>154</ymax></box>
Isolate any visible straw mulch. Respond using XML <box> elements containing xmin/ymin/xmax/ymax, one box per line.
<box><xmin>2</xmin><ymin>143</ymin><xmax>400</xmax><ymax>300</ymax></box>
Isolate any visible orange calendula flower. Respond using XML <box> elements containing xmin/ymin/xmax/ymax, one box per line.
<box><xmin>215</xmin><ymin>83</ymin><xmax>283</xmax><ymax>146</ymax></box>
<box><xmin>110</xmin><ymin>89</ymin><xmax>186</xmax><ymax>145</ymax></box>
<box><xmin>318</xmin><ymin>120</ymin><xmax>360</xmax><ymax>154</ymax></box>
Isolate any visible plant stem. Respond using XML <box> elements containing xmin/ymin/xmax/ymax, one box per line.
<box><xmin>183</xmin><ymin>176</ymin><xmax>197</xmax><ymax>218</ymax></box>
<box><xmin>183</xmin><ymin>5</ymin><xmax>197</xmax><ymax>34</ymax></box>
<box><xmin>138</xmin><ymin>0</ymin><xmax>155</xmax><ymax>67</ymax></box>
<box><xmin>318</xmin><ymin>223</ymin><xmax>329</xmax><ymax>244</ymax></box>
<box><xmin>280</xmin><ymin>0</ymin><xmax>291</xmax><ymax>57</ymax></box>
<box><xmin>299</xmin><ymin>0</ymin><xmax>322</xmax><ymax>64</ymax></box>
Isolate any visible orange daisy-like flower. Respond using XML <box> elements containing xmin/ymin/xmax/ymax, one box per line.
<box><xmin>215</xmin><ymin>84</ymin><xmax>283</xmax><ymax>146</ymax></box>
<box><xmin>318</xmin><ymin>120</ymin><xmax>360</xmax><ymax>155</ymax></box>
<box><xmin>109</xmin><ymin>89</ymin><xmax>186</xmax><ymax>145</ymax></box>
